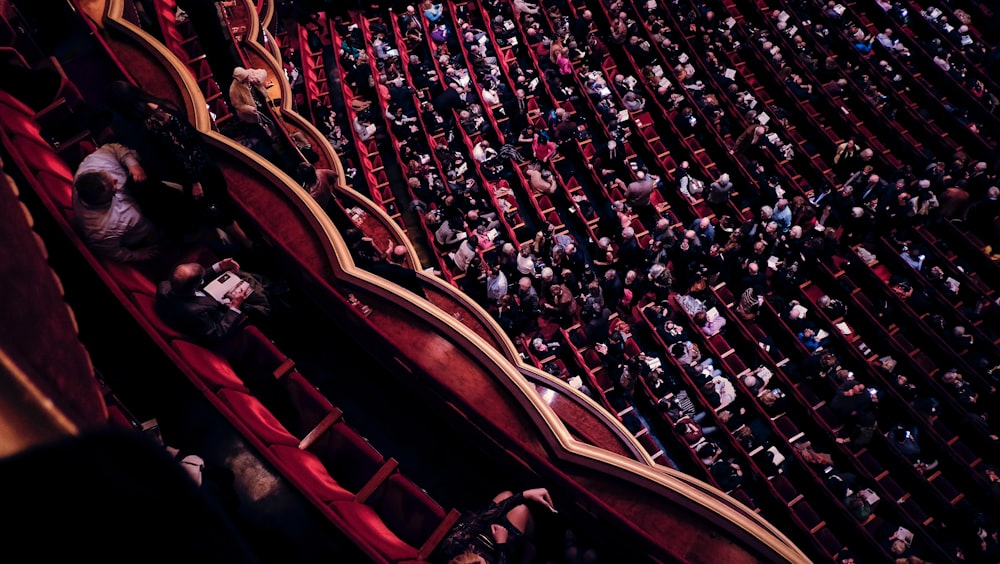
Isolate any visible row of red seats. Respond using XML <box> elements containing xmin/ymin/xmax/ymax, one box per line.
<box><xmin>654</xmin><ymin>0</ymin><xmax>843</xmax><ymax>193</ymax></box>
<box><xmin>296</xmin><ymin>21</ymin><xmax>331</xmax><ymax>123</ymax></box>
<box><xmin>587</xmin><ymin>0</ymin><xmax>759</xmax><ymax>224</ymax></box>
<box><xmin>480</xmin><ymin>0</ymin><xmax>618</xmax><ymax>243</ymax></box>
<box><xmin>741</xmin><ymin>0</ymin><xmax>945</xmax><ymax>168</ymax></box>
<box><xmin>352</xmin><ymin>11</ymin><xmax>469</xmax><ymax>285</ymax></box>
<box><xmin>322</xmin><ymin>21</ymin><xmax>401</xmax><ymax>225</ymax></box>
<box><xmin>151</xmin><ymin>0</ymin><xmax>234</xmax><ymax>129</ymax></box>
<box><xmin>725</xmin><ymin>0</ymin><xmax>912</xmax><ymax>173</ymax></box>
<box><xmin>661</xmin><ymin>290</ymin><xmax>894</xmax><ymax>560</ymax></box>
<box><xmin>0</xmin><ymin>85</ymin><xmax>460</xmax><ymax>564</ymax></box>
<box><xmin>796</xmin><ymin>261</ymin><xmax>994</xmax><ymax>482</ymax></box>
<box><xmin>895</xmin><ymin>0</ymin><xmax>1000</xmax><ymax>124</ymax></box>
<box><xmin>806</xmin><ymin>0</ymin><xmax>997</xmax><ymax>155</ymax></box>
<box><xmin>408</xmin><ymin>6</ymin><xmax>535</xmax><ymax>250</ymax></box>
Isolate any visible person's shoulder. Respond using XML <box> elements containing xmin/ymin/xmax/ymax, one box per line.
<box><xmin>155</xmin><ymin>280</ymin><xmax>175</xmax><ymax>299</ymax></box>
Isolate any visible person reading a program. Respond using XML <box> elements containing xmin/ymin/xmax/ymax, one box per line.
<box><xmin>155</xmin><ymin>257</ymin><xmax>272</xmax><ymax>347</ymax></box>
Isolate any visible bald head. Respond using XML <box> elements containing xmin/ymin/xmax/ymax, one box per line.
<box><xmin>170</xmin><ymin>263</ymin><xmax>206</xmax><ymax>295</ymax></box>
<box><xmin>390</xmin><ymin>245</ymin><xmax>408</xmax><ymax>264</ymax></box>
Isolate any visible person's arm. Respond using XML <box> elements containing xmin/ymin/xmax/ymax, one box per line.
<box><xmin>99</xmin><ymin>142</ymin><xmax>146</xmax><ymax>182</ymax></box>
<box><xmin>195</xmin><ymin>295</ymin><xmax>248</xmax><ymax>343</ymax></box>
<box><xmin>92</xmin><ymin>233</ymin><xmax>159</xmax><ymax>262</ymax></box>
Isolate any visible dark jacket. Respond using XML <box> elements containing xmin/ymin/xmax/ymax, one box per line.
<box><xmin>155</xmin><ymin>282</ymin><xmax>248</xmax><ymax>346</ymax></box>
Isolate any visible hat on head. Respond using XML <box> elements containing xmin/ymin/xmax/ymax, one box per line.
<box><xmin>233</xmin><ymin>67</ymin><xmax>249</xmax><ymax>80</ymax></box>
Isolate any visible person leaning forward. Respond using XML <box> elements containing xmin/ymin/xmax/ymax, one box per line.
<box><xmin>155</xmin><ymin>257</ymin><xmax>272</xmax><ymax>347</ymax></box>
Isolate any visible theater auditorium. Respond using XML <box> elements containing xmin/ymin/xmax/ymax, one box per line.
<box><xmin>1</xmin><ymin>0</ymin><xmax>999</xmax><ymax>561</ymax></box>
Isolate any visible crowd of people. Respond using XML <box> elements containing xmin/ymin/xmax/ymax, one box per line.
<box><xmin>60</xmin><ymin>0</ymin><xmax>1000</xmax><ymax>560</ymax></box>
<box><xmin>295</xmin><ymin>0</ymin><xmax>1000</xmax><ymax>561</ymax></box>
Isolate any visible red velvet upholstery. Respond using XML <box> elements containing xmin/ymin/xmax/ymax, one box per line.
<box><xmin>0</xmin><ymin>111</ymin><xmax>43</xmax><ymax>140</ymax></box>
<box><xmin>281</xmin><ymin>370</ymin><xmax>336</xmax><ymax>433</ymax></box>
<box><xmin>170</xmin><ymin>339</ymin><xmax>250</xmax><ymax>392</ymax></box>
<box><xmin>229</xmin><ymin>325</ymin><xmax>294</xmax><ymax>380</ymax></box>
<box><xmin>268</xmin><ymin>444</ymin><xmax>355</xmax><ymax>503</ymax></box>
<box><xmin>34</xmin><ymin>170</ymin><xmax>75</xmax><ymax>211</ymax></box>
<box><xmin>365</xmin><ymin>473</ymin><xmax>446</xmax><ymax>549</ymax></box>
<box><xmin>103</xmin><ymin>261</ymin><xmax>157</xmax><ymax>296</ymax></box>
<box><xmin>327</xmin><ymin>499</ymin><xmax>419</xmax><ymax>562</ymax></box>
<box><xmin>16</xmin><ymin>143</ymin><xmax>74</xmax><ymax>182</ymax></box>
<box><xmin>0</xmin><ymin>88</ymin><xmax>34</xmax><ymax>115</ymax></box>
<box><xmin>216</xmin><ymin>388</ymin><xmax>300</xmax><ymax>447</ymax></box>
<box><xmin>105</xmin><ymin>404</ymin><xmax>137</xmax><ymax>430</ymax></box>
<box><xmin>129</xmin><ymin>292</ymin><xmax>190</xmax><ymax>343</ymax></box>
<box><xmin>303</xmin><ymin>419</ymin><xmax>385</xmax><ymax>493</ymax></box>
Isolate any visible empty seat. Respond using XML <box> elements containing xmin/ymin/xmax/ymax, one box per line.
<box><xmin>280</xmin><ymin>370</ymin><xmax>337</xmax><ymax>433</ymax></box>
<box><xmin>216</xmin><ymin>387</ymin><xmax>300</xmax><ymax>447</ymax></box>
<box><xmin>365</xmin><ymin>472</ymin><xmax>448</xmax><ymax>549</ymax></box>
<box><xmin>230</xmin><ymin>325</ymin><xmax>295</xmax><ymax>380</ymax></box>
<box><xmin>304</xmin><ymin>419</ymin><xmax>387</xmax><ymax>493</ymax></box>
<box><xmin>326</xmin><ymin>499</ymin><xmax>420</xmax><ymax>562</ymax></box>
<box><xmin>791</xmin><ymin>500</ymin><xmax>825</xmax><ymax>534</ymax></box>
<box><xmin>170</xmin><ymin>338</ymin><xmax>251</xmax><ymax>393</ymax></box>
<box><xmin>269</xmin><ymin>443</ymin><xmax>355</xmax><ymax>503</ymax></box>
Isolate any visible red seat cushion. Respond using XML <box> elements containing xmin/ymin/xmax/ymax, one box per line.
<box><xmin>171</xmin><ymin>339</ymin><xmax>250</xmax><ymax>392</ymax></box>
<box><xmin>216</xmin><ymin>388</ymin><xmax>299</xmax><ymax>446</ymax></box>
<box><xmin>366</xmin><ymin>473</ymin><xmax>446</xmax><ymax>549</ymax></box>
<box><xmin>103</xmin><ymin>260</ymin><xmax>157</xmax><ymax>296</ymax></box>
<box><xmin>304</xmin><ymin>419</ymin><xmax>385</xmax><ymax>493</ymax></box>
<box><xmin>130</xmin><ymin>292</ymin><xmax>189</xmax><ymax>343</ymax></box>
<box><xmin>269</xmin><ymin>444</ymin><xmax>355</xmax><ymax>503</ymax></box>
<box><xmin>328</xmin><ymin>499</ymin><xmax>419</xmax><ymax>562</ymax></box>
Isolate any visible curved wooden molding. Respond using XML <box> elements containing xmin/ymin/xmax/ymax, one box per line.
<box><xmin>97</xmin><ymin>2</ymin><xmax>810</xmax><ymax>561</ymax></box>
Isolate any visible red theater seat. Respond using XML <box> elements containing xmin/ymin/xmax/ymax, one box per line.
<box><xmin>365</xmin><ymin>473</ymin><xmax>448</xmax><ymax>550</ymax></box>
<box><xmin>269</xmin><ymin>444</ymin><xmax>355</xmax><ymax>503</ymax></box>
<box><xmin>170</xmin><ymin>339</ymin><xmax>251</xmax><ymax>393</ymax></box>
<box><xmin>327</xmin><ymin>499</ymin><xmax>420</xmax><ymax>562</ymax></box>
<box><xmin>216</xmin><ymin>387</ymin><xmax>300</xmax><ymax>447</ymax></box>
<box><xmin>305</xmin><ymin>419</ymin><xmax>387</xmax><ymax>493</ymax></box>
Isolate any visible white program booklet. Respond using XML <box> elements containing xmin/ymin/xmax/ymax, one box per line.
<box><xmin>202</xmin><ymin>271</ymin><xmax>251</xmax><ymax>304</ymax></box>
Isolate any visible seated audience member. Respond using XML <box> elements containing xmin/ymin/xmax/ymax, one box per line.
<box><xmin>72</xmin><ymin>143</ymin><xmax>164</xmax><ymax>262</ymax></box>
<box><xmin>816</xmin><ymin>294</ymin><xmax>847</xmax><ymax>318</ymax></box>
<box><xmin>798</xmin><ymin>327</ymin><xmax>826</xmax><ymax>352</ymax></box>
<box><xmin>107</xmin><ymin>80</ymin><xmax>254</xmax><ymax>250</ymax></box>
<box><xmin>693</xmin><ymin>309</ymin><xmax>726</xmax><ymax>336</ymax></box>
<box><xmin>449</xmin><ymin>238</ymin><xmax>479</xmax><ymax>273</ymax></box>
<box><xmin>343</xmin><ymin>227</ymin><xmax>389</xmax><ymax>268</ymax></box>
<box><xmin>421</xmin><ymin>0</ymin><xmax>444</xmax><ymax>22</ymax></box>
<box><xmin>229</xmin><ymin>66</ymin><xmax>275</xmax><ymax>139</ymax></box>
<box><xmin>532</xmin><ymin>132</ymin><xmax>557</xmax><ymax>164</ymax></box>
<box><xmin>155</xmin><ymin>257</ymin><xmax>273</xmax><ymax>347</ymax></box>
<box><xmin>294</xmin><ymin>162</ymin><xmax>338</xmax><ymax>209</ymax></box>
<box><xmin>844</xmin><ymin>490</ymin><xmax>873</xmax><ymax>521</ymax></box>
<box><xmin>710</xmin><ymin>457</ymin><xmax>744</xmax><ymax>491</ymax></box>
<box><xmin>437</xmin><ymin>488</ymin><xmax>555</xmax><ymax>563</ymax></box>
<box><xmin>435</xmin><ymin>216</ymin><xmax>469</xmax><ymax>250</ymax></box>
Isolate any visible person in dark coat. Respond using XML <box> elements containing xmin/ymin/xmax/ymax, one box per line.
<box><xmin>155</xmin><ymin>257</ymin><xmax>272</xmax><ymax>348</ymax></box>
